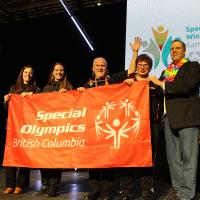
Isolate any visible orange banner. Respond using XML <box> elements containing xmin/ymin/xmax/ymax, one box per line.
<box><xmin>3</xmin><ymin>81</ymin><xmax>152</xmax><ymax>168</ymax></box>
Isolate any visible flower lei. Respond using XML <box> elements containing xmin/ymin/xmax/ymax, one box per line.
<box><xmin>164</xmin><ymin>58</ymin><xmax>189</xmax><ymax>82</ymax></box>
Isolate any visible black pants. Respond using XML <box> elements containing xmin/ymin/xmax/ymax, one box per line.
<box><xmin>88</xmin><ymin>168</ymin><xmax>114</xmax><ymax>198</ymax></box>
<box><xmin>116</xmin><ymin>122</ymin><xmax>159</xmax><ymax>195</ymax></box>
<box><xmin>40</xmin><ymin>169</ymin><xmax>62</xmax><ymax>189</ymax></box>
<box><xmin>116</xmin><ymin>167</ymin><xmax>153</xmax><ymax>189</ymax></box>
<box><xmin>5</xmin><ymin>167</ymin><xmax>30</xmax><ymax>188</ymax></box>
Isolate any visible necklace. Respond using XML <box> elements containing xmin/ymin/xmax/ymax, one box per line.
<box><xmin>94</xmin><ymin>77</ymin><xmax>109</xmax><ymax>87</ymax></box>
<box><xmin>164</xmin><ymin>58</ymin><xmax>189</xmax><ymax>82</ymax></box>
<box><xmin>88</xmin><ymin>76</ymin><xmax>110</xmax><ymax>87</ymax></box>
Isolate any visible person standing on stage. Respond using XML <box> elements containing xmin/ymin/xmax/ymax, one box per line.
<box><xmin>148</xmin><ymin>39</ymin><xmax>200</xmax><ymax>200</ymax></box>
<box><xmin>78</xmin><ymin>37</ymin><xmax>141</xmax><ymax>200</ymax></box>
<box><xmin>39</xmin><ymin>62</ymin><xmax>73</xmax><ymax>197</ymax></box>
<box><xmin>3</xmin><ymin>65</ymin><xmax>40</xmax><ymax>194</ymax></box>
<box><xmin>114</xmin><ymin>53</ymin><xmax>162</xmax><ymax>200</ymax></box>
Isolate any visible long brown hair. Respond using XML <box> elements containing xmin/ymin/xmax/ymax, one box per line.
<box><xmin>48</xmin><ymin>62</ymin><xmax>72</xmax><ymax>90</ymax></box>
<box><xmin>15</xmin><ymin>65</ymin><xmax>37</xmax><ymax>93</ymax></box>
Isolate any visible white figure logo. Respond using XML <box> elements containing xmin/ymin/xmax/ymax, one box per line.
<box><xmin>95</xmin><ymin>99</ymin><xmax>140</xmax><ymax>149</ymax></box>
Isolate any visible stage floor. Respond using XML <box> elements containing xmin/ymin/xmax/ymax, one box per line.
<box><xmin>0</xmin><ymin>167</ymin><xmax>175</xmax><ymax>200</ymax></box>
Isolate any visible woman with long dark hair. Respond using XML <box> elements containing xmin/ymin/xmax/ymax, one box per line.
<box><xmin>3</xmin><ymin>65</ymin><xmax>40</xmax><ymax>194</ymax></box>
<box><xmin>39</xmin><ymin>62</ymin><xmax>72</xmax><ymax>197</ymax></box>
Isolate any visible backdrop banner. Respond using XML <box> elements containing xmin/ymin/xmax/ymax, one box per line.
<box><xmin>3</xmin><ymin>82</ymin><xmax>152</xmax><ymax>168</ymax></box>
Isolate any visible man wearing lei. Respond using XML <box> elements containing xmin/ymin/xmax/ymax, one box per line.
<box><xmin>148</xmin><ymin>39</ymin><xmax>200</xmax><ymax>200</ymax></box>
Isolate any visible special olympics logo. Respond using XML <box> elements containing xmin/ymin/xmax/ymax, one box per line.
<box><xmin>95</xmin><ymin>99</ymin><xmax>140</xmax><ymax>149</ymax></box>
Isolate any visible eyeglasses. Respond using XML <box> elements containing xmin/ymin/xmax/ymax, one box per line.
<box><xmin>137</xmin><ymin>63</ymin><xmax>149</xmax><ymax>68</ymax></box>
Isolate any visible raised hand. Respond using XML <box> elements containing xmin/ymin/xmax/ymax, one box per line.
<box><xmin>129</xmin><ymin>37</ymin><xmax>142</xmax><ymax>53</ymax></box>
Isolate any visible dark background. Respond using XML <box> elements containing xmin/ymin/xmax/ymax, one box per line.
<box><xmin>0</xmin><ymin>2</ymin><xmax>127</xmax><ymax>164</ymax></box>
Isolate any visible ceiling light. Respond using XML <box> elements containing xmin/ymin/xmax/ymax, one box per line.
<box><xmin>59</xmin><ymin>0</ymin><xmax>94</xmax><ymax>51</ymax></box>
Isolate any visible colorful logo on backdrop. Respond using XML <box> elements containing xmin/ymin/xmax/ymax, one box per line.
<box><xmin>141</xmin><ymin>25</ymin><xmax>200</xmax><ymax>66</ymax></box>
<box><xmin>142</xmin><ymin>25</ymin><xmax>177</xmax><ymax>69</ymax></box>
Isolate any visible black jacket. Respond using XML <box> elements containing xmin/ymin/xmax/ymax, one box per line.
<box><xmin>161</xmin><ymin>60</ymin><xmax>200</xmax><ymax>129</ymax></box>
<box><xmin>84</xmin><ymin>70</ymin><xmax>128</xmax><ymax>88</ymax></box>
<box><xmin>42</xmin><ymin>81</ymin><xmax>73</xmax><ymax>92</ymax></box>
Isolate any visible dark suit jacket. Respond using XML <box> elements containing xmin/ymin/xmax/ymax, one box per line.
<box><xmin>160</xmin><ymin>60</ymin><xmax>200</xmax><ymax>129</ymax></box>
